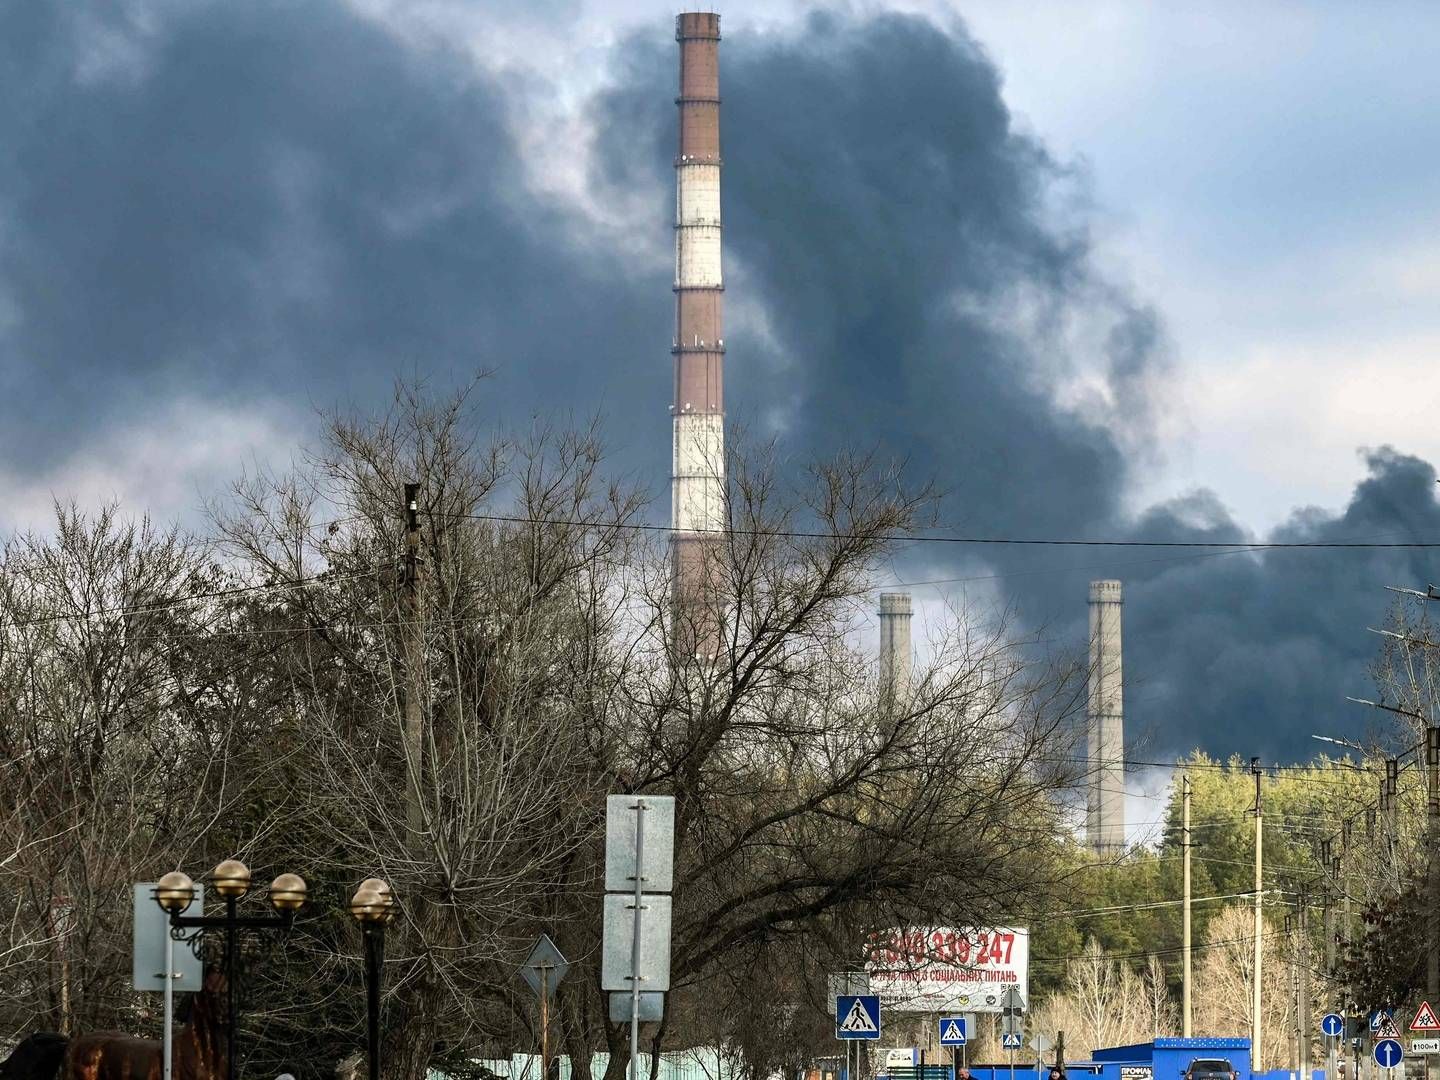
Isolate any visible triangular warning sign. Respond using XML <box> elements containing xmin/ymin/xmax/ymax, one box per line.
<box><xmin>1375</xmin><ymin>1013</ymin><xmax>1401</xmax><ymax>1039</ymax></box>
<box><xmin>1411</xmin><ymin>1002</ymin><xmax>1440</xmax><ymax>1032</ymax></box>
<box><xmin>943</xmin><ymin>1022</ymin><xmax>964</xmax><ymax>1042</ymax></box>
<box><xmin>840</xmin><ymin>999</ymin><xmax>878</xmax><ymax>1034</ymax></box>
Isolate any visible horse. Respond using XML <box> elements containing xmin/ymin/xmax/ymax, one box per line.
<box><xmin>64</xmin><ymin>969</ymin><xmax>227</xmax><ymax>1080</ymax></box>
<box><xmin>0</xmin><ymin>1033</ymin><xmax>69</xmax><ymax>1080</ymax></box>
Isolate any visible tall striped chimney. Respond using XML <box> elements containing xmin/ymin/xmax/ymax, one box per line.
<box><xmin>1086</xmin><ymin>579</ymin><xmax>1126</xmax><ymax>855</ymax></box>
<box><xmin>672</xmin><ymin>12</ymin><xmax>725</xmax><ymax>656</ymax></box>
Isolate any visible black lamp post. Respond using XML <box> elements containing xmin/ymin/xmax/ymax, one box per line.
<box><xmin>348</xmin><ymin>879</ymin><xmax>396</xmax><ymax>1080</ymax></box>
<box><xmin>154</xmin><ymin>861</ymin><xmax>308</xmax><ymax>1080</ymax></box>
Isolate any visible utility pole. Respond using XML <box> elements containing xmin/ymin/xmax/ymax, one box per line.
<box><xmin>1253</xmin><ymin>757</ymin><xmax>1265</xmax><ymax>1071</ymax></box>
<box><xmin>1299</xmin><ymin>885</ymin><xmax>1311</xmax><ymax>1080</ymax></box>
<box><xmin>1296</xmin><ymin>915</ymin><xmax>1307</xmax><ymax>1077</ymax></box>
<box><xmin>402</xmin><ymin>481</ymin><xmax>424</xmax><ymax>835</ymax></box>
<box><xmin>1321</xmin><ymin>839</ymin><xmax>1335</xmax><ymax>975</ymax></box>
<box><xmin>1183</xmin><ymin>774</ymin><xmax>1193</xmax><ymax>1037</ymax></box>
<box><xmin>1341</xmin><ymin>819</ymin><xmax>1353</xmax><ymax>958</ymax></box>
<box><xmin>1385</xmin><ymin>759</ymin><xmax>1399</xmax><ymax>893</ymax></box>
<box><xmin>1427</xmin><ymin>725</ymin><xmax>1439</xmax><ymax>1000</ymax></box>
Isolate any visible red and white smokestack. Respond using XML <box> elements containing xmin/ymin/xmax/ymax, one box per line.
<box><xmin>672</xmin><ymin>12</ymin><xmax>725</xmax><ymax>656</ymax></box>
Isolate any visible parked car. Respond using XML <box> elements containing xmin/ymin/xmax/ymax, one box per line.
<box><xmin>1183</xmin><ymin>1059</ymin><xmax>1238</xmax><ymax>1080</ymax></box>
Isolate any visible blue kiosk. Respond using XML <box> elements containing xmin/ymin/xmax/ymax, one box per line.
<box><xmin>1091</xmin><ymin>1038</ymin><xmax>1252</xmax><ymax>1080</ymax></box>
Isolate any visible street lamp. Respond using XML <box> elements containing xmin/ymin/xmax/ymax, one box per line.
<box><xmin>349</xmin><ymin>879</ymin><xmax>396</xmax><ymax>1080</ymax></box>
<box><xmin>156</xmin><ymin>860</ymin><xmax>308</xmax><ymax>1080</ymax></box>
<box><xmin>1311</xmin><ymin>733</ymin><xmax>1365</xmax><ymax>754</ymax></box>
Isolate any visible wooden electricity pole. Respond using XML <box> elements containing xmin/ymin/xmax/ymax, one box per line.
<box><xmin>1298</xmin><ymin>885</ymin><xmax>1311</xmax><ymax>1080</ymax></box>
<box><xmin>1183</xmin><ymin>774</ymin><xmax>1193</xmax><ymax>1037</ymax></box>
<box><xmin>1252</xmin><ymin>757</ymin><xmax>1265</xmax><ymax>1070</ymax></box>
<box><xmin>1428</xmin><ymin>726</ymin><xmax>1439</xmax><ymax>1001</ymax></box>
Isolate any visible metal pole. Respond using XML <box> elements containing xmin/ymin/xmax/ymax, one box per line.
<box><xmin>366</xmin><ymin>926</ymin><xmax>383</xmax><ymax>1080</ymax></box>
<box><xmin>163</xmin><ymin>927</ymin><xmax>175</xmax><ymax>1080</ymax></box>
<box><xmin>1299</xmin><ymin>891</ymin><xmax>1310</xmax><ymax>1080</ymax></box>
<box><xmin>1342</xmin><ymin>821</ymin><xmax>1353</xmax><ymax>962</ymax></box>
<box><xmin>1296</xmin><ymin>915</ymin><xmax>1307</xmax><ymax>1077</ymax></box>
<box><xmin>1322</xmin><ymin>839</ymin><xmax>1336</xmax><ymax>975</ymax></box>
<box><xmin>226</xmin><ymin>895</ymin><xmax>239</xmax><ymax>1080</ymax></box>
<box><xmin>1427</xmin><ymin>725</ymin><xmax>1439</xmax><ymax>1001</ymax></box>
<box><xmin>629</xmin><ymin>800</ymin><xmax>647</xmax><ymax>1080</ymax></box>
<box><xmin>541</xmin><ymin>966</ymin><xmax>550</xmax><ymax>1080</ymax></box>
<box><xmin>1253</xmin><ymin>758</ymin><xmax>1265</xmax><ymax>1072</ymax></box>
<box><xmin>1183</xmin><ymin>775</ymin><xmax>1192</xmax><ymax>1038</ymax></box>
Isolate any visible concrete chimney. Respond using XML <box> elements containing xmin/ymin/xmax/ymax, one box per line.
<box><xmin>1086</xmin><ymin>579</ymin><xmax>1125</xmax><ymax>855</ymax></box>
<box><xmin>671</xmin><ymin>12</ymin><xmax>725</xmax><ymax>657</ymax></box>
<box><xmin>878</xmin><ymin>592</ymin><xmax>913</xmax><ymax>703</ymax></box>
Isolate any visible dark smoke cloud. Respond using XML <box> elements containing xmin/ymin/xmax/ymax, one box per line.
<box><xmin>0</xmin><ymin>0</ymin><xmax>668</xmax><ymax>467</ymax></box>
<box><xmin>0</xmin><ymin>1</ymin><xmax>1429</xmax><ymax>760</ymax></box>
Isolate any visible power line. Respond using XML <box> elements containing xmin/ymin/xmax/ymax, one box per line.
<box><xmin>449</xmin><ymin>511</ymin><xmax>1440</xmax><ymax>550</ymax></box>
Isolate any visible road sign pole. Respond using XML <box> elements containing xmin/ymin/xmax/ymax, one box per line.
<box><xmin>541</xmin><ymin>966</ymin><xmax>550</xmax><ymax>1080</ymax></box>
<box><xmin>629</xmin><ymin>801</ymin><xmax>647</xmax><ymax>1080</ymax></box>
<box><xmin>162</xmin><ymin>927</ymin><xmax>174</xmax><ymax>1080</ymax></box>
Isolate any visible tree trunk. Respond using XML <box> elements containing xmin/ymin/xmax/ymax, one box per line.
<box><xmin>602</xmin><ymin>1021</ymin><xmax>630</xmax><ymax>1080</ymax></box>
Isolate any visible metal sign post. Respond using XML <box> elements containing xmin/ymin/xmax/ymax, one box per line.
<box><xmin>1322</xmin><ymin>1014</ymin><xmax>1344</xmax><ymax>1080</ymax></box>
<box><xmin>602</xmin><ymin>795</ymin><xmax>675</xmax><ymax>1080</ymax></box>
<box><xmin>133</xmin><ymin>884</ymin><xmax>203</xmax><ymax>1080</ymax></box>
<box><xmin>163</xmin><ymin>927</ymin><xmax>174</xmax><ymax>1080</ymax></box>
<box><xmin>629</xmin><ymin>803</ymin><xmax>645</xmax><ymax>1080</ymax></box>
<box><xmin>1031</xmin><ymin>1034</ymin><xmax>1053</xmax><ymax>1080</ymax></box>
<box><xmin>519</xmin><ymin>934</ymin><xmax>569</xmax><ymax>1080</ymax></box>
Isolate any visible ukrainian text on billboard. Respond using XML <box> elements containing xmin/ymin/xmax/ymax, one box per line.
<box><xmin>865</xmin><ymin>927</ymin><xmax>1028</xmax><ymax>1013</ymax></box>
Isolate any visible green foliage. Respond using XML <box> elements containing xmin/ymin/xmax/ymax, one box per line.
<box><xmin>1033</xmin><ymin>753</ymin><xmax>1374</xmax><ymax>993</ymax></box>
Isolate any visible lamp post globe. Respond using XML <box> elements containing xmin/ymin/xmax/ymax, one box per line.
<box><xmin>155</xmin><ymin>871</ymin><xmax>196</xmax><ymax>914</ymax></box>
<box><xmin>355</xmin><ymin>878</ymin><xmax>396</xmax><ymax>922</ymax></box>
<box><xmin>349</xmin><ymin>887</ymin><xmax>387</xmax><ymax>924</ymax></box>
<box><xmin>268</xmin><ymin>873</ymin><xmax>308</xmax><ymax>913</ymax></box>
<box><xmin>211</xmin><ymin>859</ymin><xmax>252</xmax><ymax>899</ymax></box>
<box><xmin>357</xmin><ymin>877</ymin><xmax>392</xmax><ymax>903</ymax></box>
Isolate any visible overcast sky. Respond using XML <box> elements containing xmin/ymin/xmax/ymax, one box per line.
<box><xmin>4</xmin><ymin>0</ymin><xmax>1438</xmax><ymax>763</ymax></box>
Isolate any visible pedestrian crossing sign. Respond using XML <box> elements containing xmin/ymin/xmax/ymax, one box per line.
<box><xmin>939</xmin><ymin>1017</ymin><xmax>968</xmax><ymax>1046</ymax></box>
<box><xmin>1002</xmin><ymin>1032</ymin><xmax>1023</xmax><ymax>1050</ymax></box>
<box><xmin>836</xmin><ymin>995</ymin><xmax>881</xmax><ymax>1040</ymax></box>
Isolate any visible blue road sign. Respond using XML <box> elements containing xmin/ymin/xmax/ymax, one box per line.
<box><xmin>836</xmin><ymin>995</ymin><xmax>881</xmax><ymax>1040</ymax></box>
<box><xmin>1371</xmin><ymin>1009</ymin><xmax>1390</xmax><ymax>1031</ymax></box>
<box><xmin>939</xmin><ymin>1017</ymin><xmax>968</xmax><ymax>1046</ymax></box>
<box><xmin>1322</xmin><ymin>1013</ymin><xmax>1345</xmax><ymax>1038</ymax></box>
<box><xmin>1374</xmin><ymin>1040</ymin><xmax>1403</xmax><ymax>1070</ymax></box>
<box><xmin>1001</xmin><ymin>1032</ymin><xmax>1022</xmax><ymax>1050</ymax></box>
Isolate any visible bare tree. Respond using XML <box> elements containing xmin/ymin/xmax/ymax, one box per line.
<box><xmin>0</xmin><ymin>504</ymin><xmax>267</xmax><ymax>1037</ymax></box>
<box><xmin>3</xmin><ymin>382</ymin><xmax>1089</xmax><ymax>1080</ymax></box>
<box><xmin>1027</xmin><ymin>939</ymin><xmax>1149</xmax><ymax>1056</ymax></box>
<box><xmin>1193</xmin><ymin>904</ymin><xmax>1293</xmax><ymax>1068</ymax></box>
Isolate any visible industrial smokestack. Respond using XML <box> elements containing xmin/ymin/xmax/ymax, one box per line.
<box><xmin>671</xmin><ymin>12</ymin><xmax>725</xmax><ymax>657</ymax></box>
<box><xmin>1086</xmin><ymin>579</ymin><xmax>1126</xmax><ymax>856</ymax></box>
<box><xmin>878</xmin><ymin>592</ymin><xmax>913</xmax><ymax>703</ymax></box>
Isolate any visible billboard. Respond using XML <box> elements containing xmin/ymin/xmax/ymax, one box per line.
<box><xmin>865</xmin><ymin>927</ymin><xmax>1028</xmax><ymax>1013</ymax></box>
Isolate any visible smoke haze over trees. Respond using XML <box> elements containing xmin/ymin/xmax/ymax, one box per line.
<box><xmin>2</xmin><ymin>1</ymin><xmax>1438</xmax><ymax>760</ymax></box>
